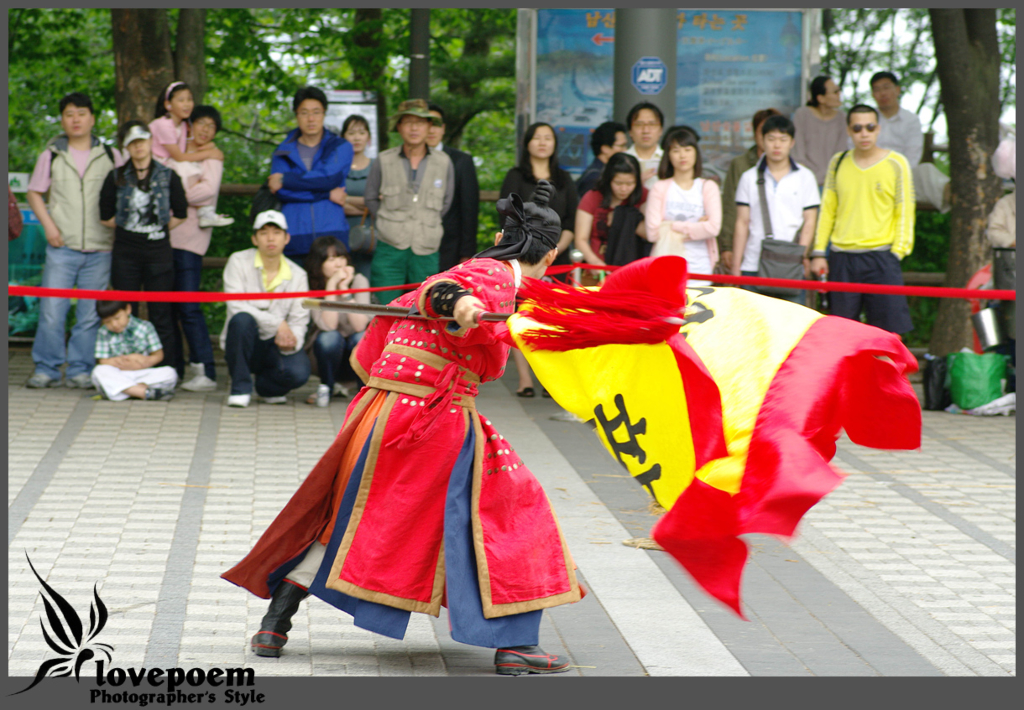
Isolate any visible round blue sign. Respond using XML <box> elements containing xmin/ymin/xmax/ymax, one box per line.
<box><xmin>631</xmin><ymin>56</ymin><xmax>668</xmax><ymax>96</ymax></box>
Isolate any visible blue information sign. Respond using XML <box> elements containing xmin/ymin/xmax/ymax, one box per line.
<box><xmin>534</xmin><ymin>9</ymin><xmax>804</xmax><ymax>177</ymax></box>
<box><xmin>631</xmin><ymin>56</ymin><xmax>668</xmax><ymax>95</ymax></box>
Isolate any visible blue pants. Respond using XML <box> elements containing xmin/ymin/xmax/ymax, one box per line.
<box><xmin>828</xmin><ymin>251</ymin><xmax>913</xmax><ymax>334</ymax></box>
<box><xmin>171</xmin><ymin>249</ymin><xmax>215</xmax><ymax>380</ymax></box>
<box><xmin>312</xmin><ymin>329</ymin><xmax>365</xmax><ymax>390</ymax></box>
<box><xmin>32</xmin><ymin>245</ymin><xmax>112</xmax><ymax>380</ymax></box>
<box><xmin>269</xmin><ymin>419</ymin><xmax>542</xmax><ymax>647</ymax></box>
<box><xmin>224</xmin><ymin>312</ymin><xmax>311</xmax><ymax>396</ymax></box>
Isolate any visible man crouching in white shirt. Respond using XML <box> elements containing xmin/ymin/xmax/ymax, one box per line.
<box><xmin>220</xmin><ymin>210</ymin><xmax>311</xmax><ymax>407</ymax></box>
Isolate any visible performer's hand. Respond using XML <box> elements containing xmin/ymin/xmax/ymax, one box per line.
<box><xmin>719</xmin><ymin>251</ymin><xmax>733</xmax><ymax>271</ymax></box>
<box><xmin>268</xmin><ymin>173</ymin><xmax>284</xmax><ymax>194</ymax></box>
<box><xmin>453</xmin><ymin>295</ymin><xmax>487</xmax><ymax>329</ymax></box>
<box><xmin>810</xmin><ymin>257</ymin><xmax>828</xmax><ymax>277</ymax></box>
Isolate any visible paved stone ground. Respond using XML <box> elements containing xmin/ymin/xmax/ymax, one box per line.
<box><xmin>7</xmin><ymin>345</ymin><xmax>1015</xmax><ymax>677</ymax></box>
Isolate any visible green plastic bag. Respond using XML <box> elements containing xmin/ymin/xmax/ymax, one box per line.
<box><xmin>947</xmin><ymin>352</ymin><xmax>1007</xmax><ymax>410</ymax></box>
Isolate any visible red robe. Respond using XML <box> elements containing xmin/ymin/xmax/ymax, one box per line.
<box><xmin>222</xmin><ymin>258</ymin><xmax>583</xmax><ymax>618</ymax></box>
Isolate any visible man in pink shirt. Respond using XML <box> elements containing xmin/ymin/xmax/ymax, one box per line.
<box><xmin>25</xmin><ymin>92</ymin><xmax>123</xmax><ymax>389</ymax></box>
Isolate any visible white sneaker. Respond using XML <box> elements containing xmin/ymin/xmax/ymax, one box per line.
<box><xmin>314</xmin><ymin>384</ymin><xmax>330</xmax><ymax>408</ymax></box>
<box><xmin>181</xmin><ymin>363</ymin><xmax>217</xmax><ymax>392</ymax></box>
<box><xmin>197</xmin><ymin>210</ymin><xmax>235</xmax><ymax>228</ymax></box>
<box><xmin>333</xmin><ymin>383</ymin><xmax>351</xmax><ymax>399</ymax></box>
<box><xmin>262</xmin><ymin>396</ymin><xmax>288</xmax><ymax>405</ymax></box>
<box><xmin>227</xmin><ymin>393</ymin><xmax>251</xmax><ymax>408</ymax></box>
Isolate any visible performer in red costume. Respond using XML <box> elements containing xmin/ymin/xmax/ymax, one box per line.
<box><xmin>223</xmin><ymin>182</ymin><xmax>583</xmax><ymax>676</ymax></box>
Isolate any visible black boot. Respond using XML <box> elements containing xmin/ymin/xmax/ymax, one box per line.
<box><xmin>494</xmin><ymin>645</ymin><xmax>570</xmax><ymax>676</ymax></box>
<box><xmin>251</xmin><ymin>581</ymin><xmax>309</xmax><ymax>657</ymax></box>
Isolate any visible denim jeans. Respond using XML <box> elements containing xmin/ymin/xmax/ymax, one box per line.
<box><xmin>224</xmin><ymin>312</ymin><xmax>311</xmax><ymax>396</ymax></box>
<box><xmin>172</xmin><ymin>248</ymin><xmax>215</xmax><ymax>380</ymax></box>
<box><xmin>312</xmin><ymin>329</ymin><xmax>366</xmax><ymax>390</ymax></box>
<box><xmin>32</xmin><ymin>245</ymin><xmax>112</xmax><ymax>380</ymax></box>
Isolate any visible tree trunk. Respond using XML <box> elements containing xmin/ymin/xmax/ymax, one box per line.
<box><xmin>111</xmin><ymin>9</ymin><xmax>174</xmax><ymax>124</ymax></box>
<box><xmin>350</xmin><ymin>8</ymin><xmax>388</xmax><ymax>151</ymax></box>
<box><xmin>927</xmin><ymin>9</ymin><xmax>1003</xmax><ymax>356</ymax></box>
<box><xmin>175</xmin><ymin>9</ymin><xmax>207</xmax><ymax>105</ymax></box>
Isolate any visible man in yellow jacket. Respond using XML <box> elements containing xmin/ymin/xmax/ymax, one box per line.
<box><xmin>810</xmin><ymin>104</ymin><xmax>915</xmax><ymax>336</ymax></box>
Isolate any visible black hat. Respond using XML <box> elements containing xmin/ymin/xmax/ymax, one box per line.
<box><xmin>475</xmin><ymin>180</ymin><xmax>561</xmax><ymax>262</ymax></box>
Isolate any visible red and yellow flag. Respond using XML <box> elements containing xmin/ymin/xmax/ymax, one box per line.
<box><xmin>510</xmin><ymin>257</ymin><xmax>921</xmax><ymax>617</ymax></box>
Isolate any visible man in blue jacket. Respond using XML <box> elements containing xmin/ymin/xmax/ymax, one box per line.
<box><xmin>268</xmin><ymin>86</ymin><xmax>353</xmax><ymax>262</ymax></box>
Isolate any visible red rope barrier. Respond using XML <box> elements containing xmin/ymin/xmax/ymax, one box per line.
<box><xmin>545</xmin><ymin>263</ymin><xmax>1016</xmax><ymax>300</ymax></box>
<box><xmin>7</xmin><ymin>268</ymin><xmax>1014</xmax><ymax>302</ymax></box>
<box><xmin>7</xmin><ymin>283</ymin><xmax>423</xmax><ymax>302</ymax></box>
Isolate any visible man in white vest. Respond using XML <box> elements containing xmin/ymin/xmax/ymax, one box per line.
<box><xmin>26</xmin><ymin>92</ymin><xmax>122</xmax><ymax>389</ymax></box>
<box><xmin>364</xmin><ymin>99</ymin><xmax>454</xmax><ymax>304</ymax></box>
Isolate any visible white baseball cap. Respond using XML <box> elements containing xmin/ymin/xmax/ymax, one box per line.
<box><xmin>253</xmin><ymin>210</ymin><xmax>288</xmax><ymax>232</ymax></box>
<box><xmin>122</xmin><ymin>125</ymin><xmax>152</xmax><ymax>146</ymax></box>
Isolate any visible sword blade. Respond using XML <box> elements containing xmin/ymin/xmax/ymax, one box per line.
<box><xmin>301</xmin><ymin>299</ymin><xmax>512</xmax><ymax>322</ymax></box>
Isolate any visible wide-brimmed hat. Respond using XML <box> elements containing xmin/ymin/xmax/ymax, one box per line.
<box><xmin>388</xmin><ymin>99</ymin><xmax>442</xmax><ymax>132</ymax></box>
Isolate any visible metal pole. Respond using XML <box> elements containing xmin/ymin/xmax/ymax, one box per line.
<box><xmin>613</xmin><ymin>9</ymin><xmax>677</xmax><ymax>128</ymax></box>
<box><xmin>409</xmin><ymin>9</ymin><xmax>430</xmax><ymax>100</ymax></box>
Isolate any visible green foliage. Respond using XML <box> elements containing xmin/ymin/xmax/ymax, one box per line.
<box><xmin>7</xmin><ymin>9</ymin><xmax>119</xmax><ymax>171</ymax></box>
<box><xmin>901</xmin><ymin>210</ymin><xmax>952</xmax><ymax>347</ymax></box>
<box><xmin>902</xmin><ymin>211</ymin><xmax>951</xmax><ymax>273</ymax></box>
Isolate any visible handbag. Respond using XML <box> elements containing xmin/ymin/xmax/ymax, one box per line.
<box><xmin>9</xmin><ymin>187</ymin><xmax>23</xmax><ymax>241</ymax></box>
<box><xmin>754</xmin><ymin>164</ymin><xmax>806</xmax><ymax>298</ymax></box>
<box><xmin>347</xmin><ymin>209</ymin><xmax>376</xmax><ymax>255</ymax></box>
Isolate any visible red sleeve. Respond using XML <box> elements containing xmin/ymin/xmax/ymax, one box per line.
<box><xmin>415</xmin><ymin>258</ymin><xmax>518</xmax><ymax>348</ymax></box>
<box><xmin>352</xmin><ymin>314</ymin><xmax>398</xmax><ymax>382</ymax></box>
<box><xmin>578</xmin><ymin>189</ymin><xmax>601</xmax><ymax>215</ymax></box>
<box><xmin>638</xmin><ymin>186</ymin><xmax>649</xmax><ymax>207</ymax></box>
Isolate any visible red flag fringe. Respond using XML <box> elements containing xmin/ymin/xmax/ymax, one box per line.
<box><xmin>516</xmin><ymin>257</ymin><xmax>690</xmax><ymax>351</ymax></box>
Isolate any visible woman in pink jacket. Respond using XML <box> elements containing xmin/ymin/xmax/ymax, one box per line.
<box><xmin>644</xmin><ymin>126</ymin><xmax>721</xmax><ymax>286</ymax></box>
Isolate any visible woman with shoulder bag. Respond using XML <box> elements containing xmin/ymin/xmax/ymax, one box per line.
<box><xmin>644</xmin><ymin>126</ymin><xmax>721</xmax><ymax>287</ymax></box>
<box><xmin>341</xmin><ymin>114</ymin><xmax>376</xmax><ymax>282</ymax></box>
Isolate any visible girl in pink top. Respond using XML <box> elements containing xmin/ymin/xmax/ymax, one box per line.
<box><xmin>149</xmin><ymin>81</ymin><xmax>233</xmax><ymax>228</ymax></box>
<box><xmin>644</xmin><ymin>126</ymin><xmax>721</xmax><ymax>286</ymax></box>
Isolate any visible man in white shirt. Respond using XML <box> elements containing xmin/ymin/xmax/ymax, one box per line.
<box><xmin>731</xmin><ymin>115</ymin><xmax>820</xmax><ymax>304</ymax></box>
<box><xmin>870</xmin><ymin>72</ymin><xmax>924</xmax><ymax>166</ymax></box>
<box><xmin>624</xmin><ymin>102</ymin><xmax>665</xmax><ymax>188</ymax></box>
<box><xmin>221</xmin><ymin>210</ymin><xmax>311</xmax><ymax>407</ymax></box>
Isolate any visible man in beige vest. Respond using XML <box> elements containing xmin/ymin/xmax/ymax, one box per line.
<box><xmin>364</xmin><ymin>99</ymin><xmax>454</xmax><ymax>304</ymax></box>
<box><xmin>25</xmin><ymin>92</ymin><xmax>121</xmax><ymax>389</ymax></box>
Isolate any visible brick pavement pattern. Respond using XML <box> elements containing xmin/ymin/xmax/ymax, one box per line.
<box><xmin>7</xmin><ymin>347</ymin><xmax>1015</xmax><ymax>677</ymax></box>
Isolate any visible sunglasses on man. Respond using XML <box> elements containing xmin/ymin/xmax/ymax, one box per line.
<box><xmin>851</xmin><ymin>123</ymin><xmax>878</xmax><ymax>133</ymax></box>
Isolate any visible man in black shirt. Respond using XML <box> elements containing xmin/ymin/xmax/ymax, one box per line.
<box><xmin>426</xmin><ymin>103</ymin><xmax>480</xmax><ymax>272</ymax></box>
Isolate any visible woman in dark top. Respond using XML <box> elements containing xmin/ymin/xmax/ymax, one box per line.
<box><xmin>498</xmin><ymin>122</ymin><xmax>579</xmax><ymax>397</ymax></box>
<box><xmin>340</xmin><ymin>114</ymin><xmax>375</xmax><ymax>281</ymax></box>
<box><xmin>499</xmin><ymin>122</ymin><xmax>578</xmax><ymax>262</ymax></box>
<box><xmin>99</xmin><ymin>121</ymin><xmax>188</xmax><ymax>372</ymax></box>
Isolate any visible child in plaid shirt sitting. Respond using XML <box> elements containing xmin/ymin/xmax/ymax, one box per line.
<box><xmin>91</xmin><ymin>300</ymin><xmax>178</xmax><ymax>401</ymax></box>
